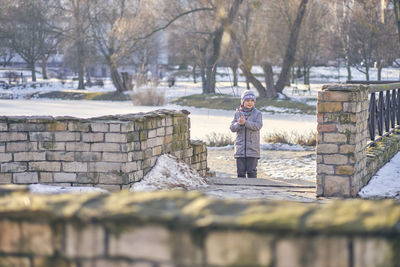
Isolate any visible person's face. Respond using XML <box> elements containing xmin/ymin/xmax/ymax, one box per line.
<box><xmin>244</xmin><ymin>99</ymin><xmax>255</xmax><ymax>109</ymax></box>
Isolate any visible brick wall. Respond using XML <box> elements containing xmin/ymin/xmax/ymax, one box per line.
<box><xmin>0</xmin><ymin>188</ymin><xmax>399</xmax><ymax>267</ymax></box>
<box><xmin>0</xmin><ymin>110</ymin><xmax>208</xmax><ymax>190</ymax></box>
<box><xmin>317</xmin><ymin>85</ymin><xmax>369</xmax><ymax>197</ymax></box>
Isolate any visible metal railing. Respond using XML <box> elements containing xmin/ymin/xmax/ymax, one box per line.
<box><xmin>348</xmin><ymin>82</ymin><xmax>400</xmax><ymax>145</ymax></box>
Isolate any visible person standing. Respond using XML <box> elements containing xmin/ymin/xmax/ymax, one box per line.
<box><xmin>230</xmin><ymin>90</ymin><xmax>263</xmax><ymax>178</ymax></box>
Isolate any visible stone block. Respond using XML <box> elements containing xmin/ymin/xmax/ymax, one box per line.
<box><xmin>129</xmin><ymin>151</ymin><xmax>144</xmax><ymax>161</ymax></box>
<box><xmin>324</xmin><ymin>133</ymin><xmax>347</xmax><ymax>144</ymax></box>
<box><xmin>152</xmin><ymin>146</ymin><xmax>162</xmax><ymax>156</ymax></box>
<box><xmin>90</xmin><ymin>123</ymin><xmax>109</xmax><ymax>132</ymax></box>
<box><xmin>0</xmin><ymin>220</ymin><xmax>21</xmax><ymax>253</ymax></box>
<box><xmin>166</xmin><ymin>126</ymin><xmax>173</xmax><ymax>135</ymax></box>
<box><xmin>317</xmin><ymin>164</ymin><xmax>334</xmax><ymax>175</ymax></box>
<box><xmin>46</xmin><ymin>151</ymin><xmax>74</xmax><ymax>161</ymax></box>
<box><xmin>45</xmin><ymin>122</ymin><xmax>68</xmax><ymax>131</ymax></box>
<box><xmin>317</xmin><ymin>123</ymin><xmax>336</xmax><ymax>133</ymax></box>
<box><xmin>40</xmin><ymin>172</ymin><xmax>53</xmax><ymax>183</ymax></box>
<box><xmin>324</xmin><ymin>175</ymin><xmax>350</xmax><ymax>197</ymax></box>
<box><xmin>317</xmin><ymin>102</ymin><xmax>342</xmax><ymax>113</ymax></box>
<box><xmin>0</xmin><ymin>123</ymin><xmax>7</xmax><ymax>131</ymax></box>
<box><xmin>13</xmin><ymin>172</ymin><xmax>39</xmax><ymax>183</ymax></box>
<box><xmin>14</xmin><ymin>152</ymin><xmax>46</xmax><ymax>161</ymax></box>
<box><xmin>102</xmin><ymin>152</ymin><xmax>128</xmax><ymax>162</ymax></box>
<box><xmin>316</xmin><ymin>144</ymin><xmax>338</xmax><ymax>154</ymax></box>
<box><xmin>29</xmin><ymin>132</ymin><xmax>54</xmax><ymax>141</ymax></box>
<box><xmin>64</xmin><ymin>224</ymin><xmax>105</xmax><ymax>258</ymax></box>
<box><xmin>353</xmin><ymin>238</ymin><xmax>393</xmax><ymax>267</ymax></box>
<box><xmin>1</xmin><ymin>162</ymin><xmax>27</xmax><ymax>172</ymax></box>
<box><xmin>63</xmin><ymin>162</ymin><xmax>87</xmax><ymax>172</ymax></box>
<box><xmin>82</xmin><ymin>133</ymin><xmax>104</xmax><ymax>142</ymax></box>
<box><xmin>9</xmin><ymin>123</ymin><xmax>46</xmax><ymax>132</ymax></box>
<box><xmin>343</xmin><ymin>102</ymin><xmax>361</xmax><ymax>113</ymax></box>
<box><xmin>77</xmin><ymin>173</ymin><xmax>99</xmax><ymax>184</ymax></box>
<box><xmin>66</xmin><ymin>142</ymin><xmax>91</xmax><ymax>152</ymax></box>
<box><xmin>6</xmin><ymin>142</ymin><xmax>37</xmax><ymax>152</ymax></box>
<box><xmin>0</xmin><ymin>153</ymin><xmax>12</xmax><ymax>162</ymax></box>
<box><xmin>121</xmin><ymin>123</ymin><xmax>135</xmax><ymax>132</ymax></box>
<box><xmin>29</xmin><ymin>162</ymin><xmax>61</xmax><ymax>172</ymax></box>
<box><xmin>323</xmin><ymin>155</ymin><xmax>348</xmax><ymax>165</ymax></box>
<box><xmin>340</xmin><ymin>145</ymin><xmax>356</xmax><ymax>154</ymax></box>
<box><xmin>105</xmin><ymin>133</ymin><xmax>127</xmax><ymax>143</ymax></box>
<box><xmin>54</xmin><ymin>173</ymin><xmax>77</xmax><ymax>183</ymax></box>
<box><xmin>20</xmin><ymin>222</ymin><xmax>54</xmax><ymax>255</ymax></box>
<box><xmin>109</xmin><ymin>226</ymin><xmax>172</xmax><ymax>261</ymax></box>
<box><xmin>68</xmin><ymin>122</ymin><xmax>90</xmax><ymax>132</ymax></box>
<box><xmin>55</xmin><ymin>132</ymin><xmax>80</xmax><ymax>141</ymax></box>
<box><xmin>323</xmin><ymin>91</ymin><xmax>351</xmax><ymax>102</ymax></box>
<box><xmin>109</xmin><ymin>124</ymin><xmax>121</xmax><ymax>132</ymax></box>
<box><xmin>0</xmin><ymin>173</ymin><xmax>12</xmax><ymax>184</ymax></box>
<box><xmin>0</xmin><ymin>132</ymin><xmax>28</xmax><ymax>142</ymax></box>
<box><xmin>91</xmin><ymin>143</ymin><xmax>120</xmax><ymax>152</ymax></box>
<box><xmin>98</xmin><ymin>173</ymin><xmax>127</xmax><ymax>184</ymax></box>
<box><xmin>148</xmin><ymin>129</ymin><xmax>157</xmax><ymax>138</ymax></box>
<box><xmin>156</xmin><ymin>127</ymin><xmax>165</xmax><ymax>136</ymax></box>
<box><xmin>75</xmin><ymin>152</ymin><xmax>101</xmax><ymax>162</ymax></box>
<box><xmin>336</xmin><ymin>165</ymin><xmax>355</xmax><ymax>175</ymax></box>
<box><xmin>39</xmin><ymin>142</ymin><xmax>65</xmax><ymax>151</ymax></box>
<box><xmin>0</xmin><ymin>143</ymin><xmax>4</xmax><ymax>153</ymax></box>
<box><xmin>88</xmin><ymin>162</ymin><xmax>122</xmax><ymax>172</ymax></box>
<box><xmin>122</xmin><ymin>161</ymin><xmax>140</xmax><ymax>172</ymax></box>
<box><xmin>0</xmin><ymin>257</ymin><xmax>30</xmax><ymax>267</ymax></box>
<box><xmin>205</xmin><ymin>231</ymin><xmax>272</xmax><ymax>266</ymax></box>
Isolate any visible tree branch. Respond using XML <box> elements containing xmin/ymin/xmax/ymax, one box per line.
<box><xmin>133</xmin><ymin>7</ymin><xmax>213</xmax><ymax>42</ymax></box>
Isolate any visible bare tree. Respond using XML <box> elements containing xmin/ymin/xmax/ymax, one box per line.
<box><xmin>296</xmin><ymin>0</ymin><xmax>329</xmax><ymax>85</ymax></box>
<box><xmin>0</xmin><ymin>0</ymin><xmax>60</xmax><ymax>81</ymax></box>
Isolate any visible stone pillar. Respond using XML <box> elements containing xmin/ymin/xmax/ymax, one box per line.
<box><xmin>316</xmin><ymin>85</ymin><xmax>369</xmax><ymax>197</ymax></box>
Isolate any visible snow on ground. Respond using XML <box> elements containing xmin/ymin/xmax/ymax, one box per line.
<box><xmin>29</xmin><ymin>184</ymin><xmax>108</xmax><ymax>194</ymax></box>
<box><xmin>358</xmin><ymin>153</ymin><xmax>400</xmax><ymax>199</ymax></box>
<box><xmin>130</xmin><ymin>154</ymin><xmax>208</xmax><ymax>191</ymax></box>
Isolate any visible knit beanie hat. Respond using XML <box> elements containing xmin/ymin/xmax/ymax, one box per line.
<box><xmin>241</xmin><ymin>90</ymin><xmax>256</xmax><ymax>105</ymax></box>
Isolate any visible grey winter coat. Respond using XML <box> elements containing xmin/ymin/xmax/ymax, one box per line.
<box><xmin>230</xmin><ymin>108</ymin><xmax>263</xmax><ymax>158</ymax></box>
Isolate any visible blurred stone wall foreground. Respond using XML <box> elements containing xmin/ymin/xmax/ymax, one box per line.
<box><xmin>0</xmin><ymin>110</ymin><xmax>208</xmax><ymax>191</ymax></box>
<box><xmin>0</xmin><ymin>188</ymin><xmax>399</xmax><ymax>267</ymax></box>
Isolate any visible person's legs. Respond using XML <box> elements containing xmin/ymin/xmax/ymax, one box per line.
<box><xmin>246</xmin><ymin>157</ymin><xmax>258</xmax><ymax>178</ymax></box>
<box><xmin>236</xmin><ymin>158</ymin><xmax>246</xmax><ymax>178</ymax></box>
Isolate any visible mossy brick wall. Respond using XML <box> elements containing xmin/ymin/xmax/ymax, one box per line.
<box><xmin>365</xmin><ymin>129</ymin><xmax>400</xmax><ymax>186</ymax></box>
<box><xmin>0</xmin><ymin>110</ymin><xmax>208</xmax><ymax>191</ymax></box>
<box><xmin>317</xmin><ymin>85</ymin><xmax>369</xmax><ymax>197</ymax></box>
<box><xmin>0</xmin><ymin>187</ymin><xmax>400</xmax><ymax>267</ymax></box>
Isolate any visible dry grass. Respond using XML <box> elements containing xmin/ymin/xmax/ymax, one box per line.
<box><xmin>130</xmin><ymin>86</ymin><xmax>165</xmax><ymax>106</ymax></box>
<box><xmin>264</xmin><ymin>130</ymin><xmax>316</xmax><ymax>146</ymax></box>
<box><xmin>205</xmin><ymin>132</ymin><xmax>234</xmax><ymax>147</ymax></box>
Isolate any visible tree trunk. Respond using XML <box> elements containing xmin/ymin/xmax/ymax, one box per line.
<box><xmin>365</xmin><ymin>65</ymin><xmax>369</xmax><ymax>81</ymax></box>
<box><xmin>231</xmin><ymin>65</ymin><xmax>238</xmax><ymax>87</ymax></box>
<box><xmin>86</xmin><ymin>67</ymin><xmax>92</xmax><ymax>85</ymax></box>
<box><xmin>245</xmin><ymin>76</ymin><xmax>250</xmax><ymax>89</ymax></box>
<box><xmin>41</xmin><ymin>58</ymin><xmax>48</xmax><ymax>80</ymax></box>
<box><xmin>378</xmin><ymin>66</ymin><xmax>382</xmax><ymax>81</ymax></box>
<box><xmin>275</xmin><ymin>0</ymin><xmax>308</xmax><ymax>93</ymax></box>
<box><xmin>201</xmin><ymin>65</ymin><xmax>207</xmax><ymax>93</ymax></box>
<box><xmin>77</xmin><ymin>41</ymin><xmax>85</xmax><ymax>89</ymax></box>
<box><xmin>346</xmin><ymin>56</ymin><xmax>352</xmax><ymax>81</ymax></box>
<box><xmin>192</xmin><ymin>65</ymin><xmax>197</xmax><ymax>83</ymax></box>
<box><xmin>203</xmin><ymin>0</ymin><xmax>243</xmax><ymax>94</ymax></box>
<box><xmin>263</xmin><ymin>63</ymin><xmax>276</xmax><ymax>97</ymax></box>
<box><xmin>30</xmin><ymin>62</ymin><xmax>36</xmax><ymax>82</ymax></box>
<box><xmin>110</xmin><ymin>65</ymin><xmax>126</xmax><ymax>92</ymax></box>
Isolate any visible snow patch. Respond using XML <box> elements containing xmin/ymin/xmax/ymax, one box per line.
<box><xmin>358</xmin><ymin>152</ymin><xmax>400</xmax><ymax>199</ymax></box>
<box><xmin>130</xmin><ymin>154</ymin><xmax>208</xmax><ymax>192</ymax></box>
<box><xmin>29</xmin><ymin>184</ymin><xmax>108</xmax><ymax>194</ymax></box>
